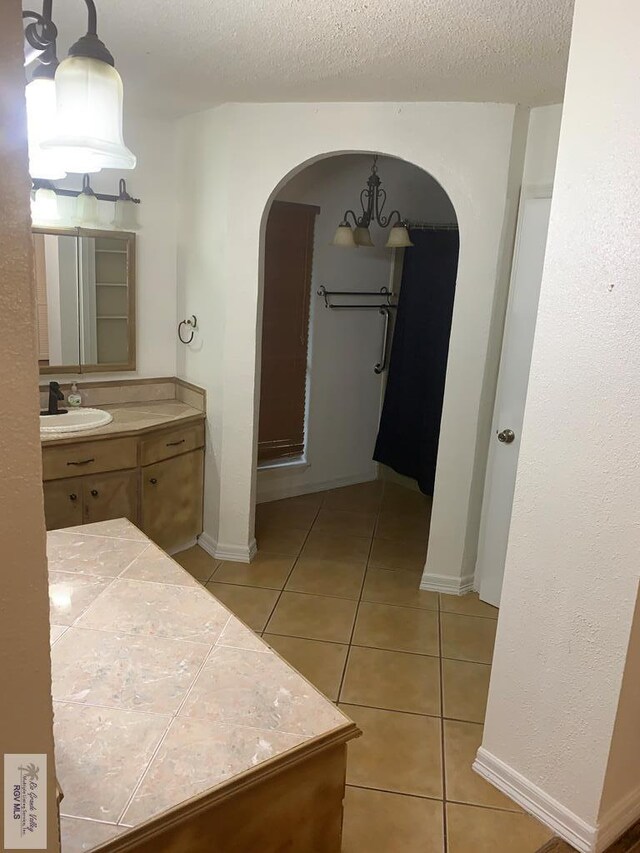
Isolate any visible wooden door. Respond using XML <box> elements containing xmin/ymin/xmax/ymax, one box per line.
<box><xmin>259</xmin><ymin>200</ymin><xmax>319</xmax><ymax>462</ymax></box>
<box><xmin>83</xmin><ymin>470</ymin><xmax>138</xmax><ymax>526</ymax></box>
<box><xmin>43</xmin><ymin>478</ymin><xmax>83</xmax><ymax>530</ymax></box>
<box><xmin>141</xmin><ymin>450</ymin><xmax>204</xmax><ymax>551</ymax></box>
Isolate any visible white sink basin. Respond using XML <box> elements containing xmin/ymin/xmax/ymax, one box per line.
<box><xmin>40</xmin><ymin>408</ymin><xmax>113</xmax><ymax>435</ymax></box>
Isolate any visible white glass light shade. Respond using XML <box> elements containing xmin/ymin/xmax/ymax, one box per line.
<box><xmin>385</xmin><ymin>225</ymin><xmax>414</xmax><ymax>248</ymax></box>
<box><xmin>76</xmin><ymin>190</ymin><xmax>99</xmax><ymax>226</ymax></box>
<box><xmin>331</xmin><ymin>223</ymin><xmax>357</xmax><ymax>248</ymax></box>
<box><xmin>31</xmin><ymin>188</ymin><xmax>60</xmax><ymax>224</ymax></box>
<box><xmin>112</xmin><ymin>198</ymin><xmax>139</xmax><ymax>231</ymax></box>
<box><xmin>353</xmin><ymin>226</ymin><xmax>374</xmax><ymax>247</ymax></box>
<box><xmin>42</xmin><ymin>56</ymin><xmax>136</xmax><ymax>173</ymax></box>
<box><xmin>25</xmin><ymin>77</ymin><xmax>67</xmax><ymax>180</ymax></box>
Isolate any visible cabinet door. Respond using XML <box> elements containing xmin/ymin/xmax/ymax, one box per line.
<box><xmin>43</xmin><ymin>478</ymin><xmax>83</xmax><ymax>530</ymax></box>
<box><xmin>83</xmin><ymin>470</ymin><xmax>138</xmax><ymax>526</ymax></box>
<box><xmin>141</xmin><ymin>450</ymin><xmax>204</xmax><ymax>552</ymax></box>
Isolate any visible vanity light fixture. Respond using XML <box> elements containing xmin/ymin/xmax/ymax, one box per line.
<box><xmin>31</xmin><ymin>174</ymin><xmax>141</xmax><ymax>229</ymax></box>
<box><xmin>331</xmin><ymin>155</ymin><xmax>414</xmax><ymax>249</ymax></box>
<box><xmin>23</xmin><ymin>0</ymin><xmax>136</xmax><ymax>175</ymax></box>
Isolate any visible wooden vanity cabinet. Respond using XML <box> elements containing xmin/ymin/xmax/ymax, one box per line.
<box><xmin>42</xmin><ymin>420</ymin><xmax>205</xmax><ymax>552</ymax></box>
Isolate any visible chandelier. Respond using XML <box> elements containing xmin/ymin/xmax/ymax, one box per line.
<box><xmin>332</xmin><ymin>155</ymin><xmax>414</xmax><ymax>249</ymax></box>
<box><xmin>23</xmin><ymin>0</ymin><xmax>136</xmax><ymax>179</ymax></box>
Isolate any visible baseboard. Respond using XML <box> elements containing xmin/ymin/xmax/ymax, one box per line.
<box><xmin>595</xmin><ymin>785</ymin><xmax>640</xmax><ymax>851</ymax></box>
<box><xmin>198</xmin><ymin>531</ymin><xmax>256</xmax><ymax>564</ymax></box>
<box><xmin>473</xmin><ymin>747</ymin><xmax>596</xmax><ymax>853</ymax></box>
<box><xmin>167</xmin><ymin>537</ymin><xmax>198</xmax><ymax>556</ymax></box>
<box><xmin>256</xmin><ymin>470</ymin><xmax>378</xmax><ymax>504</ymax></box>
<box><xmin>419</xmin><ymin>571</ymin><xmax>475</xmax><ymax>596</ymax></box>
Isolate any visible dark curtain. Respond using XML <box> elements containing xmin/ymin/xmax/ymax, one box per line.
<box><xmin>373</xmin><ymin>228</ymin><xmax>459</xmax><ymax>495</ymax></box>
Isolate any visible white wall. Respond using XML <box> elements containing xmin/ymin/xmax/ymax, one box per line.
<box><xmin>177</xmin><ymin>101</ymin><xmax>523</xmax><ymax>567</ymax></box>
<box><xmin>258</xmin><ymin>153</ymin><xmax>456</xmax><ymax>502</ymax></box>
<box><xmin>47</xmin><ymin>115</ymin><xmax>179</xmax><ymax>382</ymax></box>
<box><xmin>522</xmin><ymin>104</ymin><xmax>563</xmax><ymax>186</ymax></box>
<box><xmin>479</xmin><ymin>1</ymin><xmax>640</xmax><ymax>849</ymax></box>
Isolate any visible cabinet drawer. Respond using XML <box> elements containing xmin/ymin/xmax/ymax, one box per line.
<box><xmin>42</xmin><ymin>437</ymin><xmax>137</xmax><ymax>481</ymax></box>
<box><xmin>140</xmin><ymin>421</ymin><xmax>204</xmax><ymax>467</ymax></box>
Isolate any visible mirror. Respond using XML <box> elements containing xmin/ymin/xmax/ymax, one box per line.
<box><xmin>33</xmin><ymin>227</ymin><xmax>136</xmax><ymax>373</ymax></box>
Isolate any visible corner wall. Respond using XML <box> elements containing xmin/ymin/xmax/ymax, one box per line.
<box><xmin>0</xmin><ymin>2</ymin><xmax>59</xmax><ymax>848</ymax></box>
<box><xmin>478</xmin><ymin>1</ymin><xmax>640</xmax><ymax>849</ymax></box>
<box><xmin>177</xmin><ymin>101</ymin><xmax>523</xmax><ymax>572</ymax></box>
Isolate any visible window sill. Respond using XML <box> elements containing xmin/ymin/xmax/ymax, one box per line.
<box><xmin>257</xmin><ymin>455</ymin><xmax>310</xmax><ymax>472</ymax></box>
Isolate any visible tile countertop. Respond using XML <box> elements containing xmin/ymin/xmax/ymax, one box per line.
<box><xmin>41</xmin><ymin>400</ymin><xmax>205</xmax><ymax>444</ymax></box>
<box><xmin>48</xmin><ymin>519</ymin><xmax>357</xmax><ymax>853</ymax></box>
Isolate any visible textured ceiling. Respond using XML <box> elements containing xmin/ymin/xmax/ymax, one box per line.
<box><xmin>29</xmin><ymin>0</ymin><xmax>574</xmax><ymax>118</ymax></box>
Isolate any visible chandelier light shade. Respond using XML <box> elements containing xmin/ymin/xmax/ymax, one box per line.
<box><xmin>353</xmin><ymin>226</ymin><xmax>374</xmax><ymax>247</ymax></box>
<box><xmin>332</xmin><ymin>155</ymin><xmax>413</xmax><ymax>250</ymax></box>
<box><xmin>332</xmin><ymin>223</ymin><xmax>357</xmax><ymax>248</ymax></box>
<box><xmin>385</xmin><ymin>225</ymin><xmax>414</xmax><ymax>248</ymax></box>
<box><xmin>75</xmin><ymin>173</ymin><xmax>99</xmax><ymax>225</ymax></box>
<box><xmin>25</xmin><ymin>73</ymin><xmax>67</xmax><ymax>179</ymax></box>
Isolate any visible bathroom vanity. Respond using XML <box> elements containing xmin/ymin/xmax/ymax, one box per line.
<box><xmin>49</xmin><ymin>520</ymin><xmax>358</xmax><ymax>852</ymax></box>
<box><xmin>42</xmin><ymin>395</ymin><xmax>205</xmax><ymax>553</ymax></box>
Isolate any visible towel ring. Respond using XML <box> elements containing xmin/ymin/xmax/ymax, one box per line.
<box><xmin>178</xmin><ymin>315</ymin><xmax>197</xmax><ymax>344</ymax></box>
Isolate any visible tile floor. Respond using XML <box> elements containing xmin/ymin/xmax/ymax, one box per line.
<box><xmin>175</xmin><ymin>480</ymin><xmax>553</xmax><ymax>853</ymax></box>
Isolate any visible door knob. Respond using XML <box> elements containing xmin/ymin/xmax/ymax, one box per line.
<box><xmin>497</xmin><ymin>428</ymin><xmax>515</xmax><ymax>444</ymax></box>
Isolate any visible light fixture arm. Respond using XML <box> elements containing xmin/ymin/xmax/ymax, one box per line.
<box><xmin>337</xmin><ymin>155</ymin><xmax>407</xmax><ymax>232</ymax></box>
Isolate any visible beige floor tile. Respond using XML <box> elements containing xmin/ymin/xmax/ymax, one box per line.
<box><xmin>340</xmin><ymin>646</ymin><xmax>441</xmax><ymax>715</ymax></box>
<box><xmin>122</xmin><ymin>545</ymin><xmax>201</xmax><ymax>588</ymax></box>
<box><xmin>265</xmin><ymin>591</ymin><xmax>357</xmax><ymax>643</ymax></box>
<box><xmin>440</xmin><ymin>591</ymin><xmax>499</xmax><ymax>619</ymax></box>
<box><xmin>369</xmin><ymin>537</ymin><xmax>427</xmax><ymax>573</ymax></box>
<box><xmin>375</xmin><ymin>509</ymin><xmax>430</xmax><ymax>544</ymax></box>
<box><xmin>322</xmin><ymin>481</ymin><xmax>384</xmax><ymax>513</ymax></box>
<box><xmin>342</xmin><ymin>787</ymin><xmax>444</xmax><ymax>853</ymax></box>
<box><xmin>442</xmin><ymin>658</ymin><xmax>491</xmax><ymax>723</ymax></box>
<box><xmin>48</xmin><ymin>571</ymin><xmax>113</xmax><ymax>626</ymax></box>
<box><xmin>59</xmin><ymin>817</ymin><xmax>123</xmax><ymax>853</ymax></box>
<box><xmin>441</xmin><ymin>613</ymin><xmax>497</xmax><ymax>664</ymax></box>
<box><xmin>212</xmin><ymin>553</ymin><xmax>295</xmax><ymax>589</ymax></box>
<box><xmin>381</xmin><ymin>482</ymin><xmax>432</xmax><ymax>514</ymax></box>
<box><xmin>444</xmin><ymin>720</ymin><xmax>520</xmax><ymax>811</ymax></box>
<box><xmin>123</xmin><ymin>717</ymin><xmax>305</xmax><ymax>826</ymax></box>
<box><xmin>51</xmin><ymin>627</ymin><xmax>208</xmax><ymax>714</ymax></box>
<box><xmin>300</xmin><ymin>530</ymin><xmax>371</xmax><ymax>565</ymax></box>
<box><xmin>264</xmin><ymin>634</ymin><xmax>348</xmax><ymax>700</ymax></box>
<box><xmin>312</xmin><ymin>508</ymin><xmax>377</xmax><ymax>538</ymax></box>
<box><xmin>54</xmin><ymin>701</ymin><xmax>169</xmax><ymax>822</ymax></box>
<box><xmin>285</xmin><ymin>557</ymin><xmax>365</xmax><ymax>600</ymax></box>
<box><xmin>206</xmin><ymin>582</ymin><xmax>279</xmax><ymax>631</ymax></box>
<box><xmin>342</xmin><ymin>704</ymin><xmax>443</xmax><ymax>798</ymax></box>
<box><xmin>255</xmin><ymin>497</ymin><xmax>320</xmax><ymax>529</ymax></box>
<box><xmin>255</xmin><ymin>525</ymin><xmax>308</xmax><ymax>556</ymax></box>
<box><xmin>353</xmin><ymin>602</ymin><xmax>439</xmax><ymax>655</ymax></box>
<box><xmin>446</xmin><ymin>802</ymin><xmax>552</xmax><ymax>853</ymax></box>
<box><xmin>362</xmin><ymin>567</ymin><xmax>438</xmax><ymax>611</ymax></box>
<box><xmin>173</xmin><ymin>545</ymin><xmax>220</xmax><ymax>584</ymax></box>
<box><xmin>47</xmin><ymin>531</ymin><xmax>148</xmax><ymax>577</ymax></box>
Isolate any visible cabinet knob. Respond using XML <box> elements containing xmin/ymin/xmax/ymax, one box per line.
<box><xmin>149</xmin><ymin>478</ymin><xmax>158</xmax><ymax>485</ymax></box>
<box><xmin>90</xmin><ymin>489</ymin><xmax>99</xmax><ymax>497</ymax></box>
<box><xmin>69</xmin><ymin>493</ymin><xmax>77</xmax><ymax>502</ymax></box>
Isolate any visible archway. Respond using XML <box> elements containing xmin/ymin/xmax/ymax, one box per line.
<box><xmin>252</xmin><ymin>151</ymin><xmax>459</xmax><ymax>580</ymax></box>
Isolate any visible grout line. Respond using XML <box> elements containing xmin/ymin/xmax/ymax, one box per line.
<box><xmin>346</xmin><ymin>783</ymin><xmax>444</xmax><ymax>804</ymax></box>
<box><xmin>438</xmin><ymin>593</ymin><xmax>449</xmax><ymax>853</ymax></box>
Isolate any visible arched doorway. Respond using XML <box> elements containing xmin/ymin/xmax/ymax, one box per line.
<box><xmin>253</xmin><ymin>152</ymin><xmax>459</xmax><ymax>576</ymax></box>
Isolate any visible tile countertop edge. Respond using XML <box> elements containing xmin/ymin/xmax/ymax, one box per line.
<box><xmin>41</xmin><ymin>403</ymin><xmax>205</xmax><ymax>445</ymax></box>
<box><xmin>86</xmin><ymin>723</ymin><xmax>359</xmax><ymax>853</ymax></box>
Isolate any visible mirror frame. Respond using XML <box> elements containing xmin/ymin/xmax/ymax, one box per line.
<box><xmin>34</xmin><ymin>226</ymin><xmax>136</xmax><ymax>375</ymax></box>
